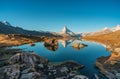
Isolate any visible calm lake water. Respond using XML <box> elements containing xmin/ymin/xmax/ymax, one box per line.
<box><xmin>12</xmin><ymin>40</ymin><xmax>110</xmax><ymax>79</ymax></box>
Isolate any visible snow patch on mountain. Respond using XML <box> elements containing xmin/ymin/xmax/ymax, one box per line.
<box><xmin>2</xmin><ymin>21</ymin><xmax>11</xmax><ymax>26</ymax></box>
<box><xmin>112</xmin><ymin>24</ymin><xmax>120</xmax><ymax>32</ymax></box>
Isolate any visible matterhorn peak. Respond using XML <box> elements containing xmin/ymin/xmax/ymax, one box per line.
<box><xmin>61</xmin><ymin>26</ymin><xmax>70</xmax><ymax>33</ymax></box>
<box><xmin>59</xmin><ymin>26</ymin><xmax>75</xmax><ymax>36</ymax></box>
<box><xmin>2</xmin><ymin>21</ymin><xmax>11</xmax><ymax>26</ymax></box>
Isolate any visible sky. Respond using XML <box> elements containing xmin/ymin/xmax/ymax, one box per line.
<box><xmin>0</xmin><ymin>0</ymin><xmax>120</xmax><ymax>32</ymax></box>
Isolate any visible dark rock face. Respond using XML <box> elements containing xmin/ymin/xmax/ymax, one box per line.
<box><xmin>60</xmin><ymin>60</ymin><xmax>84</xmax><ymax>69</ymax></box>
<box><xmin>44</xmin><ymin>38</ymin><xmax>58</xmax><ymax>51</ymax></box>
<box><xmin>0</xmin><ymin>52</ymin><xmax>88</xmax><ymax>79</ymax></box>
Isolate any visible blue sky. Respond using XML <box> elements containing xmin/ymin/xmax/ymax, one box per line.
<box><xmin>0</xmin><ymin>0</ymin><xmax>120</xmax><ymax>32</ymax></box>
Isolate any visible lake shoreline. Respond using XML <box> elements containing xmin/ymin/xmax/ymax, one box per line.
<box><xmin>83</xmin><ymin>36</ymin><xmax>120</xmax><ymax>79</ymax></box>
<box><xmin>0</xmin><ymin>33</ymin><xmax>116</xmax><ymax>78</ymax></box>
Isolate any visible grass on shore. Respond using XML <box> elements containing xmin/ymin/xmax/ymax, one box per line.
<box><xmin>83</xmin><ymin>30</ymin><xmax>120</xmax><ymax>48</ymax></box>
<box><xmin>0</xmin><ymin>34</ymin><xmax>42</xmax><ymax>47</ymax></box>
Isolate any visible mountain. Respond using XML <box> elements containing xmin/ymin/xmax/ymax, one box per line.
<box><xmin>112</xmin><ymin>24</ymin><xmax>120</xmax><ymax>32</ymax></box>
<box><xmin>2</xmin><ymin>21</ymin><xmax>11</xmax><ymax>26</ymax></box>
<box><xmin>83</xmin><ymin>27</ymin><xmax>113</xmax><ymax>36</ymax></box>
<box><xmin>83</xmin><ymin>24</ymin><xmax>120</xmax><ymax>36</ymax></box>
<box><xmin>83</xmin><ymin>30</ymin><xmax>120</xmax><ymax>49</ymax></box>
<box><xmin>0</xmin><ymin>21</ymin><xmax>55</xmax><ymax>36</ymax></box>
<box><xmin>59</xmin><ymin>26</ymin><xmax>76</xmax><ymax>37</ymax></box>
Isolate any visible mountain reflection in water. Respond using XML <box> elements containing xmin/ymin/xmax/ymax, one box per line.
<box><xmin>43</xmin><ymin>38</ymin><xmax>86</xmax><ymax>51</ymax></box>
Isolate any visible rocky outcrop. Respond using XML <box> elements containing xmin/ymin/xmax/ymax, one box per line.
<box><xmin>44</xmin><ymin>38</ymin><xmax>58</xmax><ymax>51</ymax></box>
<box><xmin>72</xmin><ymin>43</ymin><xmax>87</xmax><ymax>50</ymax></box>
<box><xmin>95</xmin><ymin>53</ymin><xmax>120</xmax><ymax>79</ymax></box>
<box><xmin>8</xmin><ymin>53</ymin><xmax>49</xmax><ymax>66</ymax></box>
<box><xmin>0</xmin><ymin>52</ymin><xmax>88</xmax><ymax>79</ymax></box>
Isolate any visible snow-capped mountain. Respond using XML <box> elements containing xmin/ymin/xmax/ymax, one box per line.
<box><xmin>59</xmin><ymin>26</ymin><xmax>76</xmax><ymax>37</ymax></box>
<box><xmin>83</xmin><ymin>27</ymin><xmax>113</xmax><ymax>36</ymax></box>
<box><xmin>83</xmin><ymin>24</ymin><xmax>120</xmax><ymax>36</ymax></box>
<box><xmin>102</xmin><ymin>27</ymin><xmax>110</xmax><ymax>31</ymax></box>
<box><xmin>2</xmin><ymin>21</ymin><xmax>11</xmax><ymax>26</ymax></box>
<box><xmin>101</xmin><ymin>27</ymin><xmax>113</xmax><ymax>32</ymax></box>
<box><xmin>112</xmin><ymin>24</ymin><xmax>120</xmax><ymax>32</ymax></box>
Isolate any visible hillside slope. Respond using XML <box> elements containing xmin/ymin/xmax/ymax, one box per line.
<box><xmin>83</xmin><ymin>30</ymin><xmax>120</xmax><ymax>47</ymax></box>
<box><xmin>0</xmin><ymin>21</ymin><xmax>55</xmax><ymax>36</ymax></box>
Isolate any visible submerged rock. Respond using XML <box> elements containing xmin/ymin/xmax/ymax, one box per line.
<box><xmin>29</xmin><ymin>43</ymin><xmax>35</xmax><ymax>46</ymax></box>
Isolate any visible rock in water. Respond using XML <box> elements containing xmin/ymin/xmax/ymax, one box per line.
<box><xmin>72</xmin><ymin>43</ymin><xmax>87</xmax><ymax>50</ymax></box>
<box><xmin>60</xmin><ymin>60</ymin><xmax>84</xmax><ymax>69</ymax></box>
<box><xmin>44</xmin><ymin>38</ymin><xmax>58</xmax><ymax>51</ymax></box>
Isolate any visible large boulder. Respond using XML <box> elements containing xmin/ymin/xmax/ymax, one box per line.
<box><xmin>8</xmin><ymin>53</ymin><xmax>49</xmax><ymax>66</ymax></box>
<box><xmin>44</xmin><ymin>38</ymin><xmax>58</xmax><ymax>51</ymax></box>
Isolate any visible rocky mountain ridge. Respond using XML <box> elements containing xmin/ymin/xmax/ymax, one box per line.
<box><xmin>0</xmin><ymin>21</ymin><xmax>55</xmax><ymax>36</ymax></box>
<box><xmin>83</xmin><ymin>24</ymin><xmax>120</xmax><ymax>36</ymax></box>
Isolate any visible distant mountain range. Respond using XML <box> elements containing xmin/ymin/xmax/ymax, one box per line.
<box><xmin>0</xmin><ymin>21</ymin><xmax>81</xmax><ymax>37</ymax></box>
<box><xmin>0</xmin><ymin>21</ymin><xmax>56</xmax><ymax>36</ymax></box>
<box><xmin>83</xmin><ymin>25</ymin><xmax>120</xmax><ymax>36</ymax></box>
<box><xmin>1</xmin><ymin>20</ymin><xmax>119</xmax><ymax>37</ymax></box>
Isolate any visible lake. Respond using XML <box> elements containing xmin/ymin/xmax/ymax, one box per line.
<box><xmin>12</xmin><ymin>40</ymin><xmax>110</xmax><ymax>79</ymax></box>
